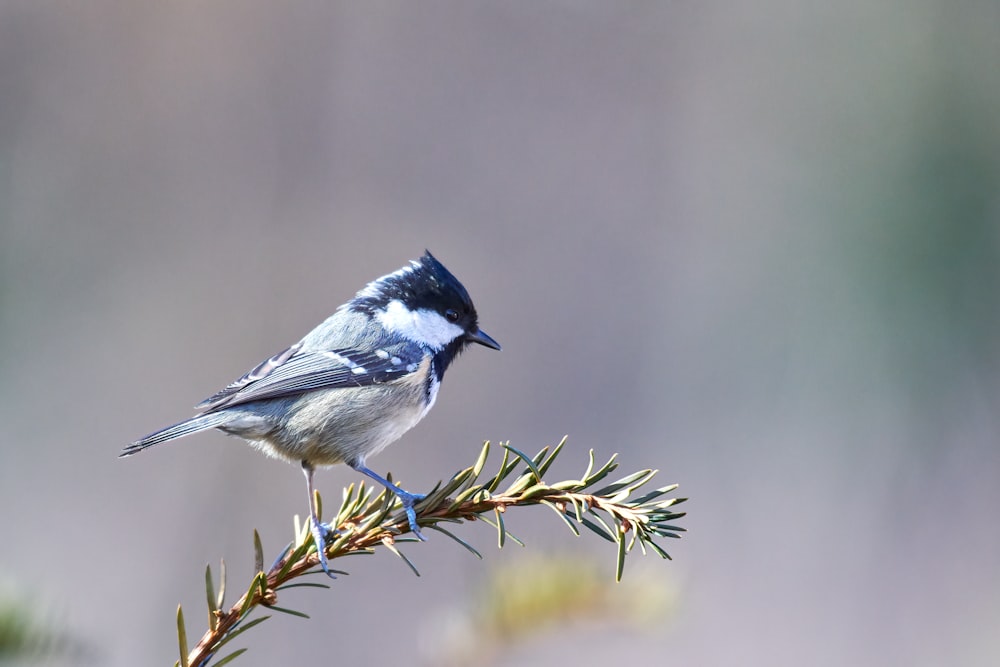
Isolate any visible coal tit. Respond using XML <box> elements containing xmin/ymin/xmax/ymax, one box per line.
<box><xmin>122</xmin><ymin>251</ymin><xmax>500</xmax><ymax>575</ymax></box>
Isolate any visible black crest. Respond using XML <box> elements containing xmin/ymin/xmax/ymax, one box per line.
<box><xmin>352</xmin><ymin>251</ymin><xmax>478</xmax><ymax>321</ymax></box>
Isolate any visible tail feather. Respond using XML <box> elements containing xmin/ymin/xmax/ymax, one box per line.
<box><xmin>120</xmin><ymin>412</ymin><xmax>233</xmax><ymax>457</ymax></box>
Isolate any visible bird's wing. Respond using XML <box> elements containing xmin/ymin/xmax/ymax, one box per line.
<box><xmin>195</xmin><ymin>341</ymin><xmax>426</xmax><ymax>412</ymax></box>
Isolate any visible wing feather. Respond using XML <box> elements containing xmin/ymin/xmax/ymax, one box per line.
<box><xmin>196</xmin><ymin>342</ymin><xmax>304</xmax><ymax>409</ymax></box>
<box><xmin>197</xmin><ymin>341</ymin><xmax>425</xmax><ymax>412</ymax></box>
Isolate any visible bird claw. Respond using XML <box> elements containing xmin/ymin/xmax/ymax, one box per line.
<box><xmin>309</xmin><ymin>517</ymin><xmax>342</xmax><ymax>578</ymax></box>
<box><xmin>349</xmin><ymin>463</ymin><xmax>430</xmax><ymax>541</ymax></box>
<box><xmin>395</xmin><ymin>491</ymin><xmax>427</xmax><ymax>541</ymax></box>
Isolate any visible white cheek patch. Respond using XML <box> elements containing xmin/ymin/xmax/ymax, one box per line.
<box><xmin>376</xmin><ymin>300</ymin><xmax>465</xmax><ymax>350</ymax></box>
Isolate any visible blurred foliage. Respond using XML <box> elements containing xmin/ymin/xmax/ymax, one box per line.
<box><xmin>837</xmin><ymin>34</ymin><xmax>1000</xmax><ymax>395</ymax></box>
<box><xmin>479</xmin><ymin>556</ymin><xmax>676</xmax><ymax>632</ymax></box>
<box><xmin>0</xmin><ymin>591</ymin><xmax>66</xmax><ymax>663</ymax></box>
<box><xmin>423</xmin><ymin>554</ymin><xmax>678</xmax><ymax>666</ymax></box>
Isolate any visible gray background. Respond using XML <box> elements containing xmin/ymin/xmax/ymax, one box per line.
<box><xmin>2</xmin><ymin>2</ymin><xmax>999</xmax><ymax>665</ymax></box>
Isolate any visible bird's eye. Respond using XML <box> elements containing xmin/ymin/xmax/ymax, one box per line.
<box><xmin>445</xmin><ymin>308</ymin><xmax>460</xmax><ymax>323</ymax></box>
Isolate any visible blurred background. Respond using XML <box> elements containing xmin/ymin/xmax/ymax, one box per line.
<box><xmin>2</xmin><ymin>2</ymin><xmax>999</xmax><ymax>665</ymax></box>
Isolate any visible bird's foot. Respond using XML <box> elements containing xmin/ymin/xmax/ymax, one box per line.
<box><xmin>309</xmin><ymin>516</ymin><xmax>342</xmax><ymax>578</ymax></box>
<box><xmin>393</xmin><ymin>489</ymin><xmax>428</xmax><ymax>541</ymax></box>
<box><xmin>348</xmin><ymin>462</ymin><xmax>429</xmax><ymax>541</ymax></box>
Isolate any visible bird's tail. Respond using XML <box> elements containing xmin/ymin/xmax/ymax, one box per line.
<box><xmin>120</xmin><ymin>412</ymin><xmax>233</xmax><ymax>457</ymax></box>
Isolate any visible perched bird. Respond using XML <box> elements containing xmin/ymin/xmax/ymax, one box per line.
<box><xmin>122</xmin><ymin>251</ymin><xmax>500</xmax><ymax>575</ymax></box>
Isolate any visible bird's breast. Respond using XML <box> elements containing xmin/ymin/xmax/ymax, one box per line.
<box><xmin>275</xmin><ymin>354</ymin><xmax>437</xmax><ymax>466</ymax></box>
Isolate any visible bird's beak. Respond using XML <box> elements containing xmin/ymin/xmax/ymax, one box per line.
<box><xmin>467</xmin><ymin>328</ymin><xmax>501</xmax><ymax>351</ymax></box>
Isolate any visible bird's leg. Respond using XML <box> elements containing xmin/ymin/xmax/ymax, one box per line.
<box><xmin>302</xmin><ymin>460</ymin><xmax>338</xmax><ymax>578</ymax></box>
<box><xmin>347</xmin><ymin>459</ymin><xmax>427</xmax><ymax>541</ymax></box>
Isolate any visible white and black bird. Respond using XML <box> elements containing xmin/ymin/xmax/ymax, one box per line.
<box><xmin>122</xmin><ymin>251</ymin><xmax>500</xmax><ymax>575</ymax></box>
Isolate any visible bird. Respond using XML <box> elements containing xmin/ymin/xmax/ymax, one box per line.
<box><xmin>121</xmin><ymin>251</ymin><xmax>500</xmax><ymax>575</ymax></box>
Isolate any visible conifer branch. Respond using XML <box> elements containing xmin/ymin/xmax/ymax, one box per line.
<box><xmin>176</xmin><ymin>438</ymin><xmax>687</xmax><ymax>667</ymax></box>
